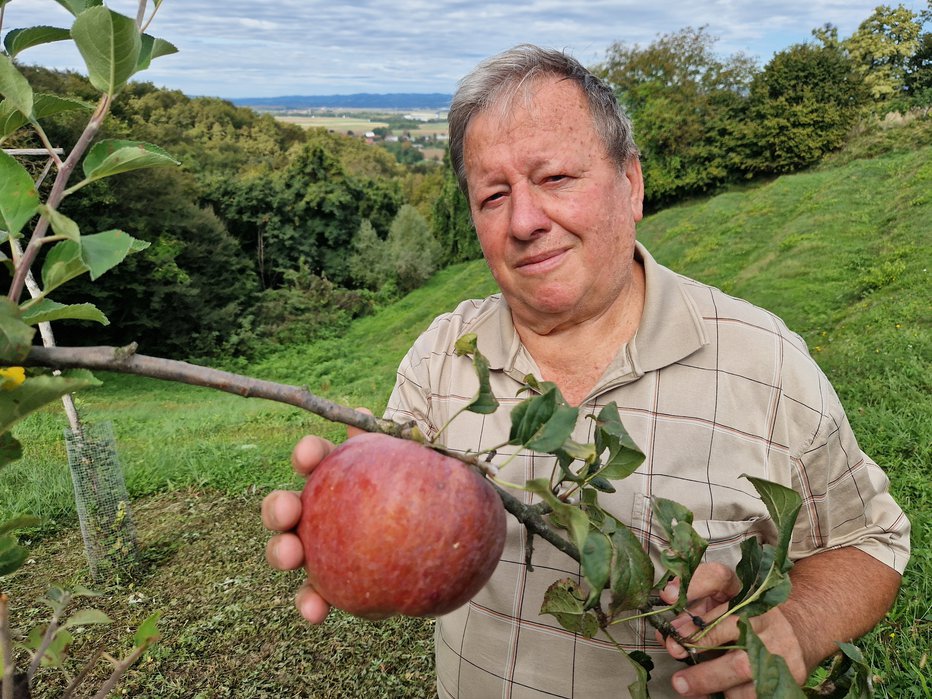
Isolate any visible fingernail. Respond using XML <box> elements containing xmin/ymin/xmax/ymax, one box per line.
<box><xmin>672</xmin><ymin>675</ymin><xmax>689</xmax><ymax>695</ymax></box>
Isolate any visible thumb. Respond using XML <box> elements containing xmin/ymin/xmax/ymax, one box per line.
<box><xmin>347</xmin><ymin>407</ymin><xmax>373</xmax><ymax>439</ymax></box>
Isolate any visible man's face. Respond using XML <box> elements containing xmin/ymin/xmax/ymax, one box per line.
<box><xmin>463</xmin><ymin>77</ymin><xmax>644</xmax><ymax>332</ymax></box>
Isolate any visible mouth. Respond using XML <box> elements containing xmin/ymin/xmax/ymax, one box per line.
<box><xmin>515</xmin><ymin>248</ymin><xmax>569</xmax><ymax>274</ymax></box>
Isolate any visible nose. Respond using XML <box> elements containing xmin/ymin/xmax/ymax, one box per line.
<box><xmin>509</xmin><ymin>183</ymin><xmax>550</xmax><ymax>240</ymax></box>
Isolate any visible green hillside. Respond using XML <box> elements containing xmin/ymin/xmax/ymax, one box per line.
<box><xmin>5</xmin><ymin>146</ymin><xmax>929</xmax><ymax>697</ymax></box>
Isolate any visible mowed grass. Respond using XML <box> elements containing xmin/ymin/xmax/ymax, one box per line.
<box><xmin>4</xmin><ymin>145</ymin><xmax>930</xmax><ymax>696</ymax></box>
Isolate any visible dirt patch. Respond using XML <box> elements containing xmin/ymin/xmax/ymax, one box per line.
<box><xmin>7</xmin><ymin>488</ymin><xmax>435</xmax><ymax>698</ymax></box>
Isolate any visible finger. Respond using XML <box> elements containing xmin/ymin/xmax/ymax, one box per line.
<box><xmin>671</xmin><ymin>649</ymin><xmax>752</xmax><ymax>697</ymax></box>
<box><xmin>685</xmin><ymin>563</ymin><xmax>743</xmax><ymax>602</ymax></box>
<box><xmin>262</xmin><ymin>489</ymin><xmax>303</xmax><ymax>531</ymax></box>
<box><xmin>292</xmin><ymin>435</ymin><xmax>335</xmax><ymax>476</ymax></box>
<box><xmin>346</xmin><ymin>407</ymin><xmax>373</xmax><ymax>439</ymax></box>
<box><xmin>296</xmin><ymin>583</ymin><xmax>332</xmax><ymax>624</ymax></box>
<box><xmin>266</xmin><ymin>532</ymin><xmax>305</xmax><ymax>570</ymax></box>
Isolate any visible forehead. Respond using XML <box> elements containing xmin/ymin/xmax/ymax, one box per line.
<box><xmin>471</xmin><ymin>76</ymin><xmax>593</xmax><ymax>141</ymax></box>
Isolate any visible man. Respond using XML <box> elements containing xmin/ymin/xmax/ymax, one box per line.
<box><xmin>263</xmin><ymin>45</ymin><xmax>910</xmax><ymax>698</ymax></box>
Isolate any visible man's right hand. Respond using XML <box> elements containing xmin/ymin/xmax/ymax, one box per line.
<box><xmin>261</xmin><ymin>424</ymin><xmax>365</xmax><ymax>624</ymax></box>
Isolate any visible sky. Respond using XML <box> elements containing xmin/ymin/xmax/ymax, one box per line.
<box><xmin>2</xmin><ymin>0</ymin><xmax>929</xmax><ymax>99</ymax></box>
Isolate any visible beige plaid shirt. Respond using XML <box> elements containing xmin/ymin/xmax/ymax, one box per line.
<box><xmin>384</xmin><ymin>243</ymin><xmax>910</xmax><ymax>699</ymax></box>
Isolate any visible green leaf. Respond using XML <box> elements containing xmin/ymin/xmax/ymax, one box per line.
<box><xmin>540</xmin><ymin>578</ymin><xmax>600</xmax><ymax>638</ymax></box>
<box><xmin>0</xmin><ymin>149</ymin><xmax>40</xmax><ymax>238</ymax></box>
<box><xmin>608</xmin><ymin>522</ymin><xmax>655</xmax><ymax>614</ymax></box>
<box><xmin>80</xmin><ymin>229</ymin><xmax>149</xmax><ymax>280</ymax></box>
<box><xmin>0</xmin><ymin>534</ymin><xmax>28</xmax><ymax>576</ymax></box>
<box><xmin>3</xmin><ymin>26</ymin><xmax>72</xmax><ymax>58</ymax></box>
<box><xmin>524</xmin><ymin>478</ymin><xmax>590</xmax><ymax>553</ymax></box>
<box><xmin>136</xmin><ymin>33</ymin><xmax>178</xmax><ymax>71</ymax></box>
<box><xmin>38</xmin><ymin>204</ymin><xmax>81</xmax><ymax>241</ymax></box>
<box><xmin>42</xmin><ymin>230</ymin><xmax>149</xmax><ymax>291</ymax></box>
<box><xmin>592</xmin><ymin>403</ymin><xmax>644</xmax><ymax>479</ymax></box>
<box><xmin>651</xmin><ymin>497</ymin><xmax>694</xmax><ymax>538</ymax></box>
<box><xmin>742</xmin><ymin>475</ymin><xmax>802</xmax><ymax>570</ymax></box>
<box><xmin>21</xmin><ymin>299</ymin><xmax>109</xmax><ymax>326</ymax></box>
<box><xmin>0</xmin><ymin>370</ymin><xmax>101</xmax><ymax>434</ymax></box>
<box><xmin>509</xmin><ymin>388</ymin><xmax>579</xmax><ymax>453</ymax></box>
<box><xmin>626</xmin><ymin>650</ymin><xmax>654</xmax><ymax>699</ymax></box>
<box><xmin>80</xmin><ymin>138</ymin><xmax>179</xmax><ymax>184</ymax></box>
<box><xmin>53</xmin><ymin>0</ymin><xmax>104</xmax><ymax>15</ymax></box>
<box><xmin>1</xmin><ymin>94</ymin><xmax>92</xmax><ymax>141</ymax></box>
<box><xmin>63</xmin><ymin>608</ymin><xmax>112</xmax><ymax>628</ymax></box>
<box><xmin>581</xmin><ymin>530</ymin><xmax>612</xmax><ymax>608</ymax></box>
<box><xmin>71</xmin><ymin>6</ymin><xmax>142</xmax><ymax>96</ymax></box>
<box><xmin>0</xmin><ymin>298</ymin><xmax>36</xmax><ymax>363</ymax></box>
<box><xmin>39</xmin><ymin>628</ymin><xmax>74</xmax><ymax>667</ymax></box>
<box><xmin>652</xmin><ymin>498</ymin><xmax>708</xmax><ymax>607</ymax></box>
<box><xmin>0</xmin><ymin>54</ymin><xmax>34</xmax><ymax>118</ymax></box>
<box><xmin>0</xmin><ymin>514</ymin><xmax>41</xmax><ymax>536</ymax></box>
<box><xmin>453</xmin><ymin>333</ymin><xmax>499</xmax><ymax>414</ymax></box>
<box><xmin>133</xmin><ymin>610</ymin><xmax>162</xmax><ymax>647</ymax></box>
<box><xmin>0</xmin><ymin>432</ymin><xmax>23</xmax><ymax>469</ymax></box>
<box><xmin>739</xmin><ymin>617</ymin><xmax>806</xmax><ymax>697</ymax></box>
<box><xmin>41</xmin><ymin>240</ymin><xmax>89</xmax><ymax>294</ymax></box>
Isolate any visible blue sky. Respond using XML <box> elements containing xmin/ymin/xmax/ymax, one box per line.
<box><xmin>3</xmin><ymin>0</ymin><xmax>928</xmax><ymax>98</ymax></box>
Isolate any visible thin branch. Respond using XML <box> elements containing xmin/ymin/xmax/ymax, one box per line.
<box><xmin>89</xmin><ymin>640</ymin><xmax>154</xmax><ymax>699</ymax></box>
<box><xmin>8</xmin><ymin>94</ymin><xmax>111</xmax><ymax>304</ymax></box>
<box><xmin>1</xmin><ymin>594</ymin><xmax>14</xmax><ymax>699</ymax></box>
<box><xmin>24</xmin><ymin>344</ymin><xmax>581</xmax><ymax>560</ymax></box>
<box><xmin>61</xmin><ymin>647</ymin><xmax>105</xmax><ymax>699</ymax></box>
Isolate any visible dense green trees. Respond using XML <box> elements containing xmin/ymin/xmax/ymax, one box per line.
<box><xmin>7</xmin><ymin>3</ymin><xmax>928</xmax><ymax>360</ymax></box>
<box><xmin>594</xmin><ymin>5</ymin><xmax>929</xmax><ymax>207</ymax></box>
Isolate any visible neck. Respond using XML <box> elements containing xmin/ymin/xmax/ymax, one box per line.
<box><xmin>513</xmin><ymin>260</ymin><xmax>645</xmax><ymax>405</ymax></box>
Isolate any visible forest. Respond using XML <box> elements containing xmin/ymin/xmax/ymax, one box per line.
<box><xmin>3</xmin><ymin>4</ymin><xmax>930</xmax><ymax>362</ymax></box>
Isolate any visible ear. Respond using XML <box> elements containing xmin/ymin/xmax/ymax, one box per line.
<box><xmin>625</xmin><ymin>157</ymin><xmax>645</xmax><ymax>222</ymax></box>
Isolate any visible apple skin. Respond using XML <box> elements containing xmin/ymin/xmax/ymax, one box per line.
<box><xmin>297</xmin><ymin>432</ymin><xmax>507</xmax><ymax>620</ymax></box>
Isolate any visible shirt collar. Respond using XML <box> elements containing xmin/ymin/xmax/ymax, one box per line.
<box><xmin>468</xmin><ymin>241</ymin><xmax>708</xmax><ymax>383</ymax></box>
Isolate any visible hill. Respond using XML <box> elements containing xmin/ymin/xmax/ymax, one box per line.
<box><xmin>5</xmin><ymin>146</ymin><xmax>929</xmax><ymax>697</ymax></box>
<box><xmin>230</xmin><ymin>92</ymin><xmax>453</xmax><ymax>110</ymax></box>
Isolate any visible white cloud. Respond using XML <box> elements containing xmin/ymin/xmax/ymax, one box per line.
<box><xmin>2</xmin><ymin>0</ymin><xmax>927</xmax><ymax>98</ymax></box>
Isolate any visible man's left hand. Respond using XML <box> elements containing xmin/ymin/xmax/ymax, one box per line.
<box><xmin>657</xmin><ymin>563</ymin><xmax>808</xmax><ymax>698</ymax></box>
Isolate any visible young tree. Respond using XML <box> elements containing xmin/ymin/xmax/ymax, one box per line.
<box><xmin>844</xmin><ymin>4</ymin><xmax>924</xmax><ymax>100</ymax></box>
<box><xmin>385</xmin><ymin>204</ymin><xmax>440</xmax><ymax>293</ymax></box>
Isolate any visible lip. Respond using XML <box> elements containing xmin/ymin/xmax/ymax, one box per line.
<box><xmin>515</xmin><ymin>248</ymin><xmax>570</xmax><ymax>274</ymax></box>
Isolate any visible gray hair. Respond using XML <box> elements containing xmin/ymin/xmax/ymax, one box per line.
<box><xmin>448</xmin><ymin>44</ymin><xmax>638</xmax><ymax>196</ymax></box>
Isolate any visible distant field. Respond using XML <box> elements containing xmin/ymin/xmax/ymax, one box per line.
<box><xmin>276</xmin><ymin>115</ymin><xmax>389</xmax><ymax>134</ymax></box>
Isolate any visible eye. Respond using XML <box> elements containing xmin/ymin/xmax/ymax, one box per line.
<box><xmin>544</xmin><ymin>174</ymin><xmax>568</xmax><ymax>184</ymax></box>
<box><xmin>479</xmin><ymin>190</ymin><xmax>507</xmax><ymax>208</ymax></box>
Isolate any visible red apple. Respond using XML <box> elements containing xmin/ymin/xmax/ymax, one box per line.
<box><xmin>297</xmin><ymin>432</ymin><xmax>507</xmax><ymax>620</ymax></box>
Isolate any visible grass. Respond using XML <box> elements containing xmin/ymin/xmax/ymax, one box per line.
<box><xmin>3</xmin><ymin>144</ymin><xmax>930</xmax><ymax>696</ymax></box>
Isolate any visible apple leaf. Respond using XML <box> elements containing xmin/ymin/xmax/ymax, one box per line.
<box><xmin>0</xmin><ymin>54</ymin><xmax>34</xmax><ymax>118</ymax></box>
<box><xmin>133</xmin><ymin>610</ymin><xmax>162</xmax><ymax>647</ymax></box>
<box><xmin>1</xmin><ymin>93</ymin><xmax>92</xmax><ymax>140</ymax></box>
<box><xmin>608</xmin><ymin>522</ymin><xmax>655</xmax><ymax>614</ymax></box>
<box><xmin>509</xmin><ymin>384</ymin><xmax>579</xmax><ymax>453</ymax></box>
<box><xmin>626</xmin><ymin>650</ymin><xmax>653</xmax><ymax>699</ymax></box>
<box><xmin>136</xmin><ymin>33</ymin><xmax>178</xmax><ymax>72</ymax></box>
<box><xmin>62</xmin><ymin>608</ymin><xmax>112</xmax><ymax>629</ymax></box>
<box><xmin>0</xmin><ymin>149</ymin><xmax>40</xmax><ymax>239</ymax></box>
<box><xmin>3</xmin><ymin>26</ymin><xmax>72</xmax><ymax>59</ymax></box>
<box><xmin>71</xmin><ymin>6</ymin><xmax>141</xmax><ymax>96</ymax></box>
<box><xmin>0</xmin><ymin>369</ymin><xmax>101</xmax><ymax>434</ymax></box>
<box><xmin>739</xmin><ymin>618</ymin><xmax>806</xmax><ymax>697</ymax></box>
<box><xmin>453</xmin><ymin>333</ymin><xmax>499</xmax><ymax>414</ymax></box>
<box><xmin>21</xmin><ymin>298</ymin><xmax>109</xmax><ymax>326</ymax></box>
<box><xmin>0</xmin><ymin>514</ymin><xmax>41</xmax><ymax>536</ymax></box>
<box><xmin>0</xmin><ymin>432</ymin><xmax>23</xmax><ymax>469</ymax></box>
<box><xmin>0</xmin><ymin>534</ymin><xmax>28</xmax><ymax>576</ymax></box>
<box><xmin>581</xmin><ymin>529</ymin><xmax>612</xmax><ymax>608</ymax></box>
<box><xmin>52</xmin><ymin>0</ymin><xmax>104</xmax><ymax>16</ymax></box>
<box><xmin>0</xmin><ymin>298</ymin><xmax>36</xmax><ymax>363</ymax></box>
<box><xmin>540</xmin><ymin>578</ymin><xmax>600</xmax><ymax>638</ymax></box>
<box><xmin>80</xmin><ymin>138</ymin><xmax>179</xmax><ymax>184</ymax></box>
<box><xmin>525</xmin><ymin>477</ymin><xmax>590</xmax><ymax>553</ymax></box>
<box><xmin>652</xmin><ymin>497</ymin><xmax>707</xmax><ymax>607</ymax></box>
<box><xmin>742</xmin><ymin>475</ymin><xmax>802</xmax><ymax>571</ymax></box>
<box><xmin>79</xmin><ymin>229</ymin><xmax>149</xmax><ymax>280</ymax></box>
<box><xmin>41</xmin><ymin>239</ymin><xmax>89</xmax><ymax>294</ymax></box>
<box><xmin>39</xmin><ymin>203</ymin><xmax>81</xmax><ymax>241</ymax></box>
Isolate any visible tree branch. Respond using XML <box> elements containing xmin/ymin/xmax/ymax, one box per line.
<box><xmin>24</xmin><ymin>344</ymin><xmax>581</xmax><ymax>561</ymax></box>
